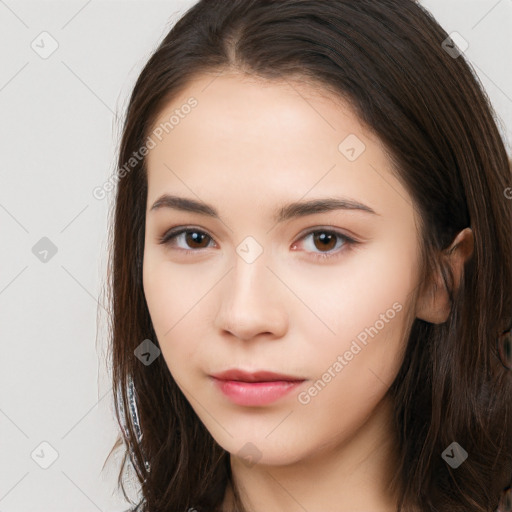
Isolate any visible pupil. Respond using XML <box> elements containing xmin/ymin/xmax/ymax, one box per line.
<box><xmin>187</xmin><ymin>231</ymin><xmax>207</xmax><ymax>248</ymax></box>
<box><xmin>315</xmin><ymin>232</ymin><xmax>335</xmax><ymax>251</ymax></box>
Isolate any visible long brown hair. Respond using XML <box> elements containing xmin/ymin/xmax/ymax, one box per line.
<box><xmin>104</xmin><ymin>1</ymin><xmax>512</xmax><ymax>510</ymax></box>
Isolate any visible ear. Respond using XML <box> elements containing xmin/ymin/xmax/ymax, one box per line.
<box><xmin>415</xmin><ymin>227</ymin><xmax>474</xmax><ymax>324</ymax></box>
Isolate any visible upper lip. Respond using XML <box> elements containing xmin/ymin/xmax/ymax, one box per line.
<box><xmin>211</xmin><ymin>369</ymin><xmax>306</xmax><ymax>382</ymax></box>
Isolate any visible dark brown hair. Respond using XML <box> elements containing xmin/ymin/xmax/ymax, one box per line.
<box><xmin>104</xmin><ymin>1</ymin><xmax>512</xmax><ymax>511</ymax></box>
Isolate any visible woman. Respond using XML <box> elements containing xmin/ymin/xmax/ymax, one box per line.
<box><xmin>105</xmin><ymin>1</ymin><xmax>512</xmax><ymax>510</ymax></box>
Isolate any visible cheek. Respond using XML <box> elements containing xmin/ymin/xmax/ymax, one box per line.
<box><xmin>290</xmin><ymin>242</ymin><xmax>416</xmax><ymax>408</ymax></box>
<box><xmin>143</xmin><ymin>251</ymin><xmax>210</xmax><ymax>329</ymax></box>
<box><xmin>142</xmin><ymin>255</ymin><xmax>217</xmax><ymax>376</ymax></box>
<box><xmin>286</xmin><ymin>236</ymin><xmax>417</xmax><ymax>347</ymax></box>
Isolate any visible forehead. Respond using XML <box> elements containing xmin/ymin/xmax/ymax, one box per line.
<box><xmin>145</xmin><ymin>72</ymin><xmax>414</xmax><ymax>226</ymax></box>
<box><xmin>147</xmin><ymin>72</ymin><xmax>372</xmax><ymax>159</ymax></box>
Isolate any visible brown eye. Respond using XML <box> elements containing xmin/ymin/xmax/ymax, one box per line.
<box><xmin>159</xmin><ymin>228</ymin><xmax>215</xmax><ymax>250</ymax></box>
<box><xmin>183</xmin><ymin>231</ymin><xmax>211</xmax><ymax>249</ymax></box>
<box><xmin>292</xmin><ymin>228</ymin><xmax>357</xmax><ymax>262</ymax></box>
<box><xmin>312</xmin><ymin>232</ymin><xmax>338</xmax><ymax>252</ymax></box>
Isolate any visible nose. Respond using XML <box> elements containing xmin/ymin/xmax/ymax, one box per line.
<box><xmin>214</xmin><ymin>254</ymin><xmax>289</xmax><ymax>342</ymax></box>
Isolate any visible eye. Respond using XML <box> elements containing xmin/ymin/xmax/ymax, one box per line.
<box><xmin>158</xmin><ymin>226</ymin><xmax>358</xmax><ymax>260</ymax></box>
<box><xmin>292</xmin><ymin>228</ymin><xmax>358</xmax><ymax>261</ymax></box>
<box><xmin>158</xmin><ymin>227</ymin><xmax>216</xmax><ymax>253</ymax></box>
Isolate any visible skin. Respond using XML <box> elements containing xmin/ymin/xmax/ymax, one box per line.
<box><xmin>142</xmin><ymin>72</ymin><xmax>474</xmax><ymax>512</ymax></box>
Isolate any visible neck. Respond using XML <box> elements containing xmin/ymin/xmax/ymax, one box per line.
<box><xmin>221</xmin><ymin>395</ymin><xmax>403</xmax><ymax>512</ymax></box>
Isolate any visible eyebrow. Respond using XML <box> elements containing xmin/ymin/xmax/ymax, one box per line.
<box><xmin>149</xmin><ymin>194</ymin><xmax>378</xmax><ymax>222</ymax></box>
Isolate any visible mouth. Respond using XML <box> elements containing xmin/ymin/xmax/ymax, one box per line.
<box><xmin>210</xmin><ymin>369</ymin><xmax>307</xmax><ymax>406</ymax></box>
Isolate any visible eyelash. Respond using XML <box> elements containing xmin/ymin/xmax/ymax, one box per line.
<box><xmin>157</xmin><ymin>226</ymin><xmax>358</xmax><ymax>262</ymax></box>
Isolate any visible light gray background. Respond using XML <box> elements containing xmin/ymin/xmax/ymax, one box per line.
<box><xmin>0</xmin><ymin>1</ymin><xmax>511</xmax><ymax>511</ymax></box>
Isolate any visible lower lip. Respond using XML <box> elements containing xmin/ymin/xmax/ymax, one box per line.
<box><xmin>212</xmin><ymin>378</ymin><xmax>305</xmax><ymax>406</ymax></box>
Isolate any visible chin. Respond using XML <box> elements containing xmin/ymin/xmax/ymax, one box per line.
<box><xmin>214</xmin><ymin>433</ymin><xmax>310</xmax><ymax>468</ymax></box>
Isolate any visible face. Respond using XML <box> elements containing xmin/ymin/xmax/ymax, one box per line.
<box><xmin>142</xmin><ymin>72</ymin><xmax>422</xmax><ymax>466</ymax></box>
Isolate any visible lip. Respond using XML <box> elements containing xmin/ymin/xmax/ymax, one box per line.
<box><xmin>210</xmin><ymin>369</ymin><xmax>307</xmax><ymax>406</ymax></box>
<box><xmin>211</xmin><ymin>369</ymin><xmax>305</xmax><ymax>382</ymax></box>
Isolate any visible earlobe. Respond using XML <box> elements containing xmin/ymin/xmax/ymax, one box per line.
<box><xmin>415</xmin><ymin>227</ymin><xmax>474</xmax><ymax>325</ymax></box>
